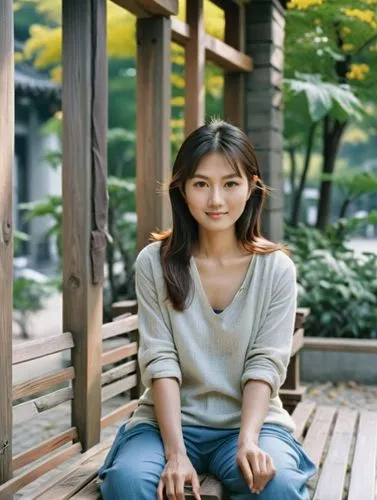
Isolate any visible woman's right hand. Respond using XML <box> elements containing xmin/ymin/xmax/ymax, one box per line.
<box><xmin>157</xmin><ymin>452</ymin><xmax>201</xmax><ymax>500</ymax></box>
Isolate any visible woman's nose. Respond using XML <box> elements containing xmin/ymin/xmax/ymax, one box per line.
<box><xmin>208</xmin><ymin>187</ymin><xmax>224</xmax><ymax>207</ymax></box>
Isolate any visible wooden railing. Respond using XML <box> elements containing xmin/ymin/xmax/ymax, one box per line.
<box><xmin>0</xmin><ymin>316</ymin><xmax>140</xmax><ymax>497</ymax></box>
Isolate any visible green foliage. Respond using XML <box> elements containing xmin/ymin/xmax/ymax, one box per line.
<box><xmin>13</xmin><ymin>276</ymin><xmax>54</xmax><ymax>338</ymax></box>
<box><xmin>285</xmin><ymin>217</ymin><xmax>377</xmax><ymax>338</ymax></box>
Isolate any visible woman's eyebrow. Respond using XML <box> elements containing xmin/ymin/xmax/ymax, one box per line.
<box><xmin>192</xmin><ymin>173</ymin><xmax>240</xmax><ymax>180</ymax></box>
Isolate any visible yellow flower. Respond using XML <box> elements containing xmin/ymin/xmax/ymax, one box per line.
<box><xmin>171</xmin><ymin>74</ymin><xmax>185</xmax><ymax>89</ymax></box>
<box><xmin>342</xmin><ymin>43</ymin><xmax>354</xmax><ymax>52</ymax></box>
<box><xmin>171</xmin><ymin>96</ymin><xmax>185</xmax><ymax>107</ymax></box>
<box><xmin>171</xmin><ymin>118</ymin><xmax>185</xmax><ymax>129</ymax></box>
<box><xmin>342</xmin><ymin>26</ymin><xmax>352</xmax><ymax>35</ymax></box>
<box><xmin>287</xmin><ymin>0</ymin><xmax>324</xmax><ymax>10</ymax></box>
<box><xmin>343</xmin><ymin>8</ymin><xmax>377</xmax><ymax>29</ymax></box>
<box><xmin>346</xmin><ymin>63</ymin><xmax>370</xmax><ymax>80</ymax></box>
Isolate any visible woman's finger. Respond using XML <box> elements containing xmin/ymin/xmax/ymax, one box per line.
<box><xmin>191</xmin><ymin>472</ymin><xmax>202</xmax><ymax>500</ymax></box>
<box><xmin>165</xmin><ymin>474</ymin><xmax>177</xmax><ymax>500</ymax></box>
<box><xmin>157</xmin><ymin>479</ymin><xmax>164</xmax><ymax>500</ymax></box>
<box><xmin>175</xmin><ymin>475</ymin><xmax>185</xmax><ymax>500</ymax></box>
<box><xmin>237</xmin><ymin>455</ymin><xmax>254</xmax><ymax>490</ymax></box>
<box><xmin>255</xmin><ymin>453</ymin><xmax>268</xmax><ymax>492</ymax></box>
<box><xmin>249</xmin><ymin>453</ymin><xmax>261</xmax><ymax>492</ymax></box>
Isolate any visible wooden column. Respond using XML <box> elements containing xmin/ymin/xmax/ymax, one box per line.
<box><xmin>136</xmin><ymin>16</ymin><xmax>172</xmax><ymax>251</ymax></box>
<box><xmin>0</xmin><ymin>0</ymin><xmax>14</xmax><ymax>487</ymax></box>
<box><xmin>245</xmin><ymin>0</ymin><xmax>285</xmax><ymax>241</ymax></box>
<box><xmin>62</xmin><ymin>0</ymin><xmax>107</xmax><ymax>450</ymax></box>
<box><xmin>185</xmin><ymin>0</ymin><xmax>205</xmax><ymax>136</ymax></box>
<box><xmin>224</xmin><ymin>3</ymin><xmax>245</xmax><ymax>129</ymax></box>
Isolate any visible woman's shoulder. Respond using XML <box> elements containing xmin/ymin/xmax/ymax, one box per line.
<box><xmin>256</xmin><ymin>249</ymin><xmax>296</xmax><ymax>280</ymax></box>
<box><xmin>136</xmin><ymin>241</ymin><xmax>161</xmax><ymax>266</ymax></box>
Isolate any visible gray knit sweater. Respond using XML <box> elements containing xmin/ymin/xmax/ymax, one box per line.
<box><xmin>127</xmin><ymin>241</ymin><xmax>296</xmax><ymax>433</ymax></box>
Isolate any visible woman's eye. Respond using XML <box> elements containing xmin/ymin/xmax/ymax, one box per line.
<box><xmin>193</xmin><ymin>181</ymin><xmax>207</xmax><ymax>188</ymax></box>
<box><xmin>225</xmin><ymin>181</ymin><xmax>239</xmax><ymax>188</ymax></box>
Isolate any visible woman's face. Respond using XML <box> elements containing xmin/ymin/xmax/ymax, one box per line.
<box><xmin>184</xmin><ymin>152</ymin><xmax>251</xmax><ymax>233</ymax></box>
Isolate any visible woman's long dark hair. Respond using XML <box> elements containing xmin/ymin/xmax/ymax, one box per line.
<box><xmin>152</xmin><ymin>120</ymin><xmax>285</xmax><ymax>311</ymax></box>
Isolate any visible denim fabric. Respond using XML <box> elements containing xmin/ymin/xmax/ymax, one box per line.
<box><xmin>99</xmin><ymin>423</ymin><xmax>316</xmax><ymax>500</ymax></box>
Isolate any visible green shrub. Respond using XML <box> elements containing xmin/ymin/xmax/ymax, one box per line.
<box><xmin>285</xmin><ymin>219</ymin><xmax>377</xmax><ymax>339</ymax></box>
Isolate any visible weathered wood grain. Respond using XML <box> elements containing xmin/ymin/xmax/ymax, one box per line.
<box><xmin>185</xmin><ymin>0</ymin><xmax>205</xmax><ymax>136</ymax></box>
<box><xmin>0</xmin><ymin>0</ymin><xmax>14</xmax><ymax>486</ymax></box>
<box><xmin>136</xmin><ymin>15</ymin><xmax>172</xmax><ymax>250</ymax></box>
<box><xmin>62</xmin><ymin>0</ymin><xmax>107</xmax><ymax>451</ymax></box>
<box><xmin>12</xmin><ymin>332</ymin><xmax>73</xmax><ymax>365</ymax></box>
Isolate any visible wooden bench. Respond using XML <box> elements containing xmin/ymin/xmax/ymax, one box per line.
<box><xmin>15</xmin><ymin>402</ymin><xmax>377</xmax><ymax>499</ymax></box>
<box><xmin>0</xmin><ymin>309</ymin><xmax>308</xmax><ymax>498</ymax></box>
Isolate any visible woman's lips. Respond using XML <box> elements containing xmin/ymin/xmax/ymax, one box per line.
<box><xmin>206</xmin><ymin>212</ymin><xmax>227</xmax><ymax>219</ymax></box>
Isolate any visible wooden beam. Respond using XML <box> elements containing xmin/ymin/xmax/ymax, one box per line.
<box><xmin>0</xmin><ymin>0</ymin><xmax>14</xmax><ymax>487</ymax></box>
<box><xmin>171</xmin><ymin>17</ymin><xmax>190</xmax><ymax>45</ymax></box>
<box><xmin>185</xmin><ymin>0</ymin><xmax>205</xmax><ymax>136</ymax></box>
<box><xmin>205</xmin><ymin>33</ymin><xmax>252</xmax><ymax>73</ymax></box>
<box><xmin>224</xmin><ymin>2</ymin><xmax>245</xmax><ymax>127</ymax></box>
<box><xmin>136</xmin><ymin>16</ymin><xmax>172</xmax><ymax>250</ymax></box>
<box><xmin>111</xmin><ymin>0</ymin><xmax>177</xmax><ymax>17</ymax></box>
<box><xmin>62</xmin><ymin>0</ymin><xmax>107</xmax><ymax>451</ymax></box>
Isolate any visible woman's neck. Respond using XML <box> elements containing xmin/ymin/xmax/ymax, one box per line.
<box><xmin>194</xmin><ymin>228</ymin><xmax>244</xmax><ymax>260</ymax></box>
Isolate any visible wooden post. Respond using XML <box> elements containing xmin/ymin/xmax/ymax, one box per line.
<box><xmin>62</xmin><ymin>0</ymin><xmax>107</xmax><ymax>450</ymax></box>
<box><xmin>185</xmin><ymin>0</ymin><xmax>205</xmax><ymax>136</ymax></box>
<box><xmin>0</xmin><ymin>0</ymin><xmax>14</xmax><ymax>487</ymax></box>
<box><xmin>136</xmin><ymin>16</ymin><xmax>172</xmax><ymax>251</ymax></box>
<box><xmin>224</xmin><ymin>3</ymin><xmax>245</xmax><ymax>129</ymax></box>
<box><xmin>245</xmin><ymin>0</ymin><xmax>285</xmax><ymax>241</ymax></box>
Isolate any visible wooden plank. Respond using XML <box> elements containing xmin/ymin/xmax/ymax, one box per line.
<box><xmin>111</xmin><ymin>0</ymin><xmax>177</xmax><ymax>16</ymax></box>
<box><xmin>13</xmin><ymin>427</ymin><xmax>78</xmax><ymax>471</ymax></box>
<box><xmin>102</xmin><ymin>315</ymin><xmax>138</xmax><ymax>339</ymax></box>
<box><xmin>291</xmin><ymin>328</ymin><xmax>304</xmax><ymax>357</ymax></box>
<box><xmin>101</xmin><ymin>360</ymin><xmax>137</xmax><ymax>386</ymax></box>
<box><xmin>304</xmin><ymin>337</ymin><xmax>377</xmax><ymax>353</ymax></box>
<box><xmin>291</xmin><ymin>402</ymin><xmax>316</xmax><ymax>441</ymax></box>
<box><xmin>224</xmin><ymin>2</ymin><xmax>245</xmax><ymax>128</ymax></box>
<box><xmin>101</xmin><ymin>400</ymin><xmax>139</xmax><ymax>429</ymax></box>
<box><xmin>13</xmin><ymin>388</ymin><xmax>73</xmax><ymax>425</ymax></box>
<box><xmin>70</xmin><ymin>477</ymin><xmax>101</xmax><ymax>499</ymax></box>
<box><xmin>62</xmin><ymin>0</ymin><xmax>106</xmax><ymax>451</ymax></box>
<box><xmin>137</xmin><ymin>0</ymin><xmax>178</xmax><ymax>16</ymax></box>
<box><xmin>302</xmin><ymin>405</ymin><xmax>336</xmax><ymax>469</ymax></box>
<box><xmin>101</xmin><ymin>342</ymin><xmax>138</xmax><ymax>366</ymax></box>
<box><xmin>348</xmin><ymin>411</ymin><xmax>377</xmax><ymax>500</ymax></box>
<box><xmin>205</xmin><ymin>34</ymin><xmax>252</xmax><ymax>73</ymax></box>
<box><xmin>111</xmin><ymin>299</ymin><xmax>138</xmax><ymax>317</ymax></box>
<box><xmin>0</xmin><ymin>0</ymin><xmax>14</xmax><ymax>486</ymax></box>
<box><xmin>185</xmin><ymin>0</ymin><xmax>205</xmax><ymax>136</ymax></box>
<box><xmin>136</xmin><ymin>15</ymin><xmax>172</xmax><ymax>250</ymax></box>
<box><xmin>294</xmin><ymin>307</ymin><xmax>310</xmax><ymax>330</ymax></box>
<box><xmin>101</xmin><ymin>374</ymin><xmax>138</xmax><ymax>402</ymax></box>
<box><xmin>12</xmin><ymin>366</ymin><xmax>75</xmax><ymax>401</ymax></box>
<box><xmin>12</xmin><ymin>332</ymin><xmax>74</xmax><ymax>365</ymax></box>
<box><xmin>0</xmin><ymin>443</ymin><xmax>81</xmax><ymax>497</ymax></box>
<box><xmin>171</xmin><ymin>18</ymin><xmax>190</xmax><ymax>46</ymax></box>
<box><xmin>313</xmin><ymin>408</ymin><xmax>358</xmax><ymax>500</ymax></box>
<box><xmin>31</xmin><ymin>436</ymin><xmax>115</xmax><ymax>500</ymax></box>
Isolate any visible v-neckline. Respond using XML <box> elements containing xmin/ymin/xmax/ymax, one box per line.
<box><xmin>190</xmin><ymin>254</ymin><xmax>256</xmax><ymax>317</ymax></box>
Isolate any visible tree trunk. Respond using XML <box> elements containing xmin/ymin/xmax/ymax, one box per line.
<box><xmin>339</xmin><ymin>196</ymin><xmax>353</xmax><ymax>219</ymax></box>
<box><xmin>288</xmin><ymin>147</ymin><xmax>297</xmax><ymax>200</ymax></box>
<box><xmin>290</xmin><ymin>123</ymin><xmax>317</xmax><ymax>226</ymax></box>
<box><xmin>316</xmin><ymin>116</ymin><xmax>347</xmax><ymax>230</ymax></box>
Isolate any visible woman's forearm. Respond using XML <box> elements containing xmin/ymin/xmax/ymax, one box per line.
<box><xmin>239</xmin><ymin>380</ymin><xmax>272</xmax><ymax>445</ymax></box>
<box><xmin>152</xmin><ymin>377</ymin><xmax>186</xmax><ymax>459</ymax></box>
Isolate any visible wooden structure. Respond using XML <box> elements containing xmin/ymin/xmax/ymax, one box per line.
<box><xmin>0</xmin><ymin>0</ymin><xmax>288</xmax><ymax>496</ymax></box>
<box><xmin>0</xmin><ymin>309</ymin><xmax>306</xmax><ymax>498</ymax></box>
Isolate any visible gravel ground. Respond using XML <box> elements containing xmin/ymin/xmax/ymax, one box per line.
<box><xmin>303</xmin><ymin>380</ymin><xmax>377</xmax><ymax>410</ymax></box>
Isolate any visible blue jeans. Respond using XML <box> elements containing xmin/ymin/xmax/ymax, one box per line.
<box><xmin>99</xmin><ymin>423</ymin><xmax>316</xmax><ymax>500</ymax></box>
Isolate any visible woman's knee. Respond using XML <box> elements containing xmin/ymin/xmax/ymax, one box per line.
<box><xmin>101</xmin><ymin>462</ymin><xmax>159</xmax><ymax>500</ymax></box>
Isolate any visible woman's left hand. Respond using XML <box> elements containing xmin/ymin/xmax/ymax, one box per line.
<box><xmin>236</xmin><ymin>440</ymin><xmax>276</xmax><ymax>494</ymax></box>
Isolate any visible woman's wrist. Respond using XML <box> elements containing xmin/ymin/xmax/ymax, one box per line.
<box><xmin>165</xmin><ymin>446</ymin><xmax>187</xmax><ymax>460</ymax></box>
<box><xmin>238</xmin><ymin>429</ymin><xmax>260</xmax><ymax>447</ymax></box>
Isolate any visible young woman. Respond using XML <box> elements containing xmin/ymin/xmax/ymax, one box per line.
<box><xmin>99</xmin><ymin>120</ymin><xmax>316</xmax><ymax>499</ymax></box>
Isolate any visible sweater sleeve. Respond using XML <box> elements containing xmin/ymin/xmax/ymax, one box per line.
<box><xmin>241</xmin><ymin>257</ymin><xmax>297</xmax><ymax>398</ymax></box>
<box><xmin>135</xmin><ymin>248</ymin><xmax>182</xmax><ymax>388</ymax></box>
